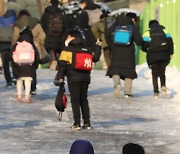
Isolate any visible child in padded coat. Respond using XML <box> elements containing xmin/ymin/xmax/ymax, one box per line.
<box><xmin>10</xmin><ymin>27</ymin><xmax>39</xmax><ymax>103</ymax></box>
<box><xmin>54</xmin><ymin>29</ymin><xmax>101</xmax><ymax>130</ymax></box>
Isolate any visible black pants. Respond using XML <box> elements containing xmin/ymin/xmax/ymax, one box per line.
<box><xmin>31</xmin><ymin>75</ymin><xmax>37</xmax><ymax>92</ymax></box>
<box><xmin>151</xmin><ymin>62</ymin><xmax>166</xmax><ymax>93</ymax></box>
<box><xmin>1</xmin><ymin>50</ymin><xmax>12</xmax><ymax>84</ymax></box>
<box><xmin>68</xmin><ymin>81</ymin><xmax>90</xmax><ymax>125</ymax></box>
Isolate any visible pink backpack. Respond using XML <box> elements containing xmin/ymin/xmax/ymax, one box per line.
<box><xmin>13</xmin><ymin>41</ymin><xmax>35</xmax><ymax>65</ymax></box>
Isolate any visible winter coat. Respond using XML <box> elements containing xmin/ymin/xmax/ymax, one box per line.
<box><xmin>70</xmin><ymin>139</ymin><xmax>94</xmax><ymax>154</ymax></box>
<box><xmin>105</xmin><ymin>15</ymin><xmax>143</xmax><ymax>79</ymax></box>
<box><xmin>12</xmin><ymin>15</ymin><xmax>47</xmax><ymax>62</ymax></box>
<box><xmin>56</xmin><ymin>37</ymin><xmax>101</xmax><ymax>85</ymax></box>
<box><xmin>40</xmin><ymin>5</ymin><xmax>66</xmax><ymax>52</ymax></box>
<box><xmin>0</xmin><ymin>9</ymin><xmax>16</xmax><ymax>51</ymax></box>
<box><xmin>10</xmin><ymin>33</ymin><xmax>39</xmax><ymax>79</ymax></box>
<box><xmin>142</xmin><ymin>24</ymin><xmax>174</xmax><ymax>66</ymax></box>
<box><xmin>91</xmin><ymin>19</ymin><xmax>108</xmax><ymax>49</ymax></box>
<box><xmin>76</xmin><ymin>3</ymin><xmax>101</xmax><ymax>51</ymax></box>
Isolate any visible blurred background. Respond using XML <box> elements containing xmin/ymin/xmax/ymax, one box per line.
<box><xmin>0</xmin><ymin>0</ymin><xmax>179</xmax><ymax>69</ymax></box>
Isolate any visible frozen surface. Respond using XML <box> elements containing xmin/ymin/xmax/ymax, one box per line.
<box><xmin>0</xmin><ymin>63</ymin><xmax>180</xmax><ymax>154</ymax></box>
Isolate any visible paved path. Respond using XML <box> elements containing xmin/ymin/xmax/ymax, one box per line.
<box><xmin>0</xmin><ymin>69</ymin><xmax>180</xmax><ymax>154</ymax></box>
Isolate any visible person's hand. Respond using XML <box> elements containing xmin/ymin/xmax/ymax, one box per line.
<box><xmin>96</xmin><ymin>38</ymin><xmax>102</xmax><ymax>46</ymax></box>
<box><xmin>170</xmin><ymin>54</ymin><xmax>173</xmax><ymax>59</ymax></box>
<box><xmin>54</xmin><ymin>79</ymin><xmax>64</xmax><ymax>86</ymax></box>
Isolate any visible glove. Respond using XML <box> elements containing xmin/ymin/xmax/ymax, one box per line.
<box><xmin>54</xmin><ymin>79</ymin><xmax>64</xmax><ymax>86</ymax></box>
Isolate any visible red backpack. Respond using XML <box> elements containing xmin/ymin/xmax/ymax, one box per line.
<box><xmin>13</xmin><ymin>41</ymin><xmax>35</xmax><ymax>65</ymax></box>
<box><xmin>74</xmin><ymin>51</ymin><xmax>93</xmax><ymax>71</ymax></box>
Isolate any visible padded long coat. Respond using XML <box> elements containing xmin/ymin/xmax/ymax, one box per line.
<box><xmin>105</xmin><ymin>15</ymin><xmax>143</xmax><ymax>80</ymax></box>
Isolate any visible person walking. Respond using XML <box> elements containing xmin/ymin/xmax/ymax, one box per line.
<box><xmin>41</xmin><ymin>0</ymin><xmax>66</xmax><ymax>70</ymax></box>
<box><xmin>10</xmin><ymin>27</ymin><xmax>39</xmax><ymax>103</ymax></box>
<box><xmin>0</xmin><ymin>9</ymin><xmax>16</xmax><ymax>87</ymax></box>
<box><xmin>76</xmin><ymin>0</ymin><xmax>102</xmax><ymax>51</ymax></box>
<box><xmin>12</xmin><ymin>9</ymin><xmax>47</xmax><ymax>95</ymax></box>
<box><xmin>54</xmin><ymin>29</ymin><xmax>101</xmax><ymax>130</ymax></box>
<box><xmin>105</xmin><ymin>14</ymin><xmax>143</xmax><ymax>99</ymax></box>
<box><xmin>142</xmin><ymin>20</ymin><xmax>174</xmax><ymax>98</ymax></box>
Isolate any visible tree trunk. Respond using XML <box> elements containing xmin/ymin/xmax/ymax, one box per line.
<box><xmin>0</xmin><ymin>0</ymin><xmax>5</xmax><ymax>16</ymax></box>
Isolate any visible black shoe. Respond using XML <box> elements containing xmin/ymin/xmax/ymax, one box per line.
<box><xmin>82</xmin><ymin>123</ymin><xmax>92</xmax><ymax>130</ymax></box>
<box><xmin>6</xmin><ymin>82</ymin><xmax>12</xmax><ymax>88</ymax></box>
<box><xmin>12</xmin><ymin>78</ymin><xmax>17</xmax><ymax>85</ymax></box>
<box><xmin>71</xmin><ymin>123</ymin><xmax>81</xmax><ymax>130</ymax></box>
<box><xmin>30</xmin><ymin>90</ymin><xmax>36</xmax><ymax>96</ymax></box>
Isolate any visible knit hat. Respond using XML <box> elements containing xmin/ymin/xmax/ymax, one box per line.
<box><xmin>149</xmin><ymin>20</ymin><xmax>159</xmax><ymax>28</ymax></box>
<box><xmin>70</xmin><ymin>139</ymin><xmax>94</xmax><ymax>154</ymax></box>
<box><xmin>50</xmin><ymin>0</ymin><xmax>59</xmax><ymax>6</ymax></box>
<box><xmin>122</xmin><ymin>143</ymin><xmax>145</xmax><ymax>154</ymax></box>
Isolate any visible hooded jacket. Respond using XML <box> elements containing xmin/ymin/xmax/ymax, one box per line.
<box><xmin>70</xmin><ymin>140</ymin><xmax>94</xmax><ymax>154</ymax></box>
<box><xmin>75</xmin><ymin>2</ymin><xmax>100</xmax><ymax>51</ymax></box>
<box><xmin>0</xmin><ymin>9</ymin><xmax>16</xmax><ymax>51</ymax></box>
<box><xmin>10</xmin><ymin>31</ymin><xmax>39</xmax><ymax>79</ymax></box>
<box><xmin>105</xmin><ymin>15</ymin><xmax>143</xmax><ymax>79</ymax></box>
<box><xmin>56</xmin><ymin>34</ymin><xmax>101</xmax><ymax>84</ymax></box>
<box><xmin>41</xmin><ymin>5</ymin><xmax>66</xmax><ymax>52</ymax></box>
<box><xmin>142</xmin><ymin>22</ymin><xmax>174</xmax><ymax>66</ymax></box>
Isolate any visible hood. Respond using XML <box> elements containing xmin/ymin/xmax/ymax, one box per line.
<box><xmin>69</xmin><ymin>37</ymin><xmax>88</xmax><ymax>47</ymax></box>
<box><xmin>45</xmin><ymin>5</ymin><xmax>60</xmax><ymax>13</ymax></box>
<box><xmin>84</xmin><ymin>3</ymin><xmax>100</xmax><ymax>10</ymax></box>
<box><xmin>3</xmin><ymin>9</ymin><xmax>16</xmax><ymax>18</ymax></box>
<box><xmin>115</xmin><ymin>15</ymin><xmax>133</xmax><ymax>26</ymax></box>
<box><xmin>15</xmin><ymin>15</ymin><xmax>38</xmax><ymax>30</ymax></box>
<box><xmin>149</xmin><ymin>24</ymin><xmax>165</xmax><ymax>30</ymax></box>
<box><xmin>69</xmin><ymin>140</ymin><xmax>94</xmax><ymax>154</ymax></box>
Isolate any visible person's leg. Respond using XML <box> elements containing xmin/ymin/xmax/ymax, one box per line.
<box><xmin>103</xmin><ymin>48</ymin><xmax>111</xmax><ymax>69</ymax></box>
<box><xmin>124</xmin><ymin>78</ymin><xmax>133</xmax><ymax>97</ymax></box>
<box><xmin>80</xmin><ymin>82</ymin><xmax>90</xmax><ymax>127</ymax></box>
<box><xmin>49</xmin><ymin>49</ymin><xmax>57</xmax><ymax>71</ymax></box>
<box><xmin>24</xmin><ymin>77</ymin><xmax>33</xmax><ymax>103</ymax></box>
<box><xmin>1</xmin><ymin>50</ymin><xmax>12</xmax><ymax>86</ymax></box>
<box><xmin>31</xmin><ymin>75</ymin><xmax>37</xmax><ymax>95</ymax></box>
<box><xmin>16</xmin><ymin>77</ymin><xmax>23</xmax><ymax>102</ymax></box>
<box><xmin>159</xmin><ymin>62</ymin><xmax>167</xmax><ymax>97</ymax></box>
<box><xmin>151</xmin><ymin>63</ymin><xmax>160</xmax><ymax>96</ymax></box>
<box><xmin>68</xmin><ymin>82</ymin><xmax>81</xmax><ymax>127</ymax></box>
<box><xmin>112</xmin><ymin>74</ymin><xmax>121</xmax><ymax>99</ymax></box>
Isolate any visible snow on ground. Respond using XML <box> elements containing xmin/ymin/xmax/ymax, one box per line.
<box><xmin>0</xmin><ymin>63</ymin><xmax>180</xmax><ymax>154</ymax></box>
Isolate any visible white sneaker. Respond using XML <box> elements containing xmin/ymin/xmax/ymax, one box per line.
<box><xmin>114</xmin><ymin>84</ymin><xmax>120</xmax><ymax>99</ymax></box>
<box><xmin>161</xmin><ymin>86</ymin><xmax>167</xmax><ymax>97</ymax></box>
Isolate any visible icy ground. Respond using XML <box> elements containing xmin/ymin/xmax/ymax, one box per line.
<box><xmin>0</xmin><ymin>63</ymin><xmax>180</xmax><ymax>154</ymax></box>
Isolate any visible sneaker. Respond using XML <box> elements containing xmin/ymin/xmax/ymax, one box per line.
<box><xmin>58</xmin><ymin>112</ymin><xmax>63</xmax><ymax>121</ymax></box>
<box><xmin>6</xmin><ymin>82</ymin><xmax>12</xmax><ymax>88</ymax></box>
<box><xmin>82</xmin><ymin>123</ymin><xmax>92</xmax><ymax>130</ymax></box>
<box><xmin>125</xmin><ymin>94</ymin><xmax>133</xmax><ymax>98</ymax></box>
<box><xmin>0</xmin><ymin>66</ymin><xmax>2</xmax><ymax>74</ymax></box>
<box><xmin>114</xmin><ymin>84</ymin><xmax>120</xmax><ymax>99</ymax></box>
<box><xmin>30</xmin><ymin>90</ymin><xmax>36</xmax><ymax>96</ymax></box>
<box><xmin>71</xmin><ymin>123</ymin><xmax>81</xmax><ymax>130</ymax></box>
<box><xmin>12</xmin><ymin>78</ymin><xmax>17</xmax><ymax>85</ymax></box>
<box><xmin>16</xmin><ymin>95</ymin><xmax>22</xmax><ymax>102</ymax></box>
<box><xmin>24</xmin><ymin>95</ymin><xmax>31</xmax><ymax>103</ymax></box>
<box><xmin>154</xmin><ymin>93</ymin><xmax>159</xmax><ymax>98</ymax></box>
<box><xmin>161</xmin><ymin>86</ymin><xmax>167</xmax><ymax>97</ymax></box>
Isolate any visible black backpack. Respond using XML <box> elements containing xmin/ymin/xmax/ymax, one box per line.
<box><xmin>47</xmin><ymin>12</ymin><xmax>63</xmax><ymax>36</ymax></box>
<box><xmin>149</xmin><ymin>27</ymin><xmax>169</xmax><ymax>52</ymax></box>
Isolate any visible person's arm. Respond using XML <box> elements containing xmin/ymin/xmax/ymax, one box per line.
<box><xmin>92</xmin><ymin>39</ymin><xmax>102</xmax><ymax>62</ymax></box>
